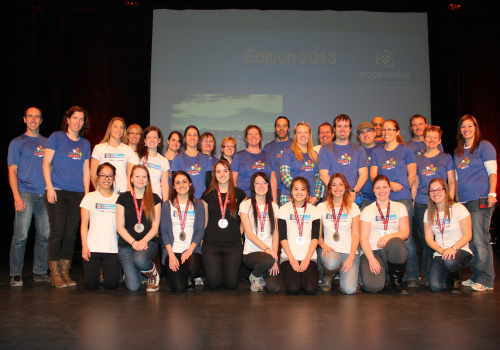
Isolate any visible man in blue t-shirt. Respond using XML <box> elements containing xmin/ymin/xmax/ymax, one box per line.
<box><xmin>263</xmin><ymin>116</ymin><xmax>293</xmax><ymax>202</ymax></box>
<box><xmin>319</xmin><ymin>114</ymin><xmax>368</xmax><ymax>204</ymax></box>
<box><xmin>7</xmin><ymin>107</ymin><xmax>51</xmax><ymax>287</ymax></box>
<box><xmin>356</xmin><ymin>121</ymin><xmax>379</xmax><ymax>209</ymax></box>
<box><xmin>406</xmin><ymin>114</ymin><xmax>443</xmax><ymax>157</ymax></box>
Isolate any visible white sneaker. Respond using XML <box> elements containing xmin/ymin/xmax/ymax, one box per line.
<box><xmin>249</xmin><ymin>274</ymin><xmax>263</xmax><ymax>292</ymax></box>
<box><xmin>471</xmin><ymin>283</ymin><xmax>493</xmax><ymax>292</ymax></box>
<box><xmin>462</xmin><ymin>279</ymin><xmax>475</xmax><ymax>287</ymax></box>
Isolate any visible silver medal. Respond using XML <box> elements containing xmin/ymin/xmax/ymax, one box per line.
<box><xmin>333</xmin><ymin>232</ymin><xmax>340</xmax><ymax>241</ymax></box>
<box><xmin>179</xmin><ymin>231</ymin><xmax>186</xmax><ymax>241</ymax></box>
<box><xmin>134</xmin><ymin>223</ymin><xmax>144</xmax><ymax>233</ymax></box>
<box><xmin>218</xmin><ymin>219</ymin><xmax>228</xmax><ymax>228</ymax></box>
<box><xmin>296</xmin><ymin>236</ymin><xmax>305</xmax><ymax>246</ymax></box>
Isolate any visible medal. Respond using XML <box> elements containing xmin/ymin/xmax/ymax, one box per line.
<box><xmin>333</xmin><ymin>232</ymin><xmax>340</xmax><ymax>241</ymax></box>
<box><xmin>217</xmin><ymin>187</ymin><xmax>230</xmax><ymax>229</ymax></box>
<box><xmin>176</xmin><ymin>197</ymin><xmax>190</xmax><ymax>242</ymax></box>
<box><xmin>296</xmin><ymin>236</ymin><xmax>306</xmax><ymax>245</ymax></box>
<box><xmin>134</xmin><ymin>223</ymin><xmax>144</xmax><ymax>233</ymax></box>
<box><xmin>331</xmin><ymin>203</ymin><xmax>343</xmax><ymax>243</ymax></box>
<box><xmin>436</xmin><ymin>209</ymin><xmax>447</xmax><ymax>246</ymax></box>
<box><xmin>376</xmin><ymin>201</ymin><xmax>390</xmax><ymax>236</ymax></box>
<box><xmin>256</xmin><ymin>202</ymin><xmax>268</xmax><ymax>237</ymax></box>
<box><xmin>292</xmin><ymin>201</ymin><xmax>307</xmax><ymax>246</ymax></box>
<box><xmin>179</xmin><ymin>232</ymin><xmax>186</xmax><ymax>241</ymax></box>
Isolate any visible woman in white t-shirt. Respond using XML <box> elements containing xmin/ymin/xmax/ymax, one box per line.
<box><xmin>424</xmin><ymin>177</ymin><xmax>473</xmax><ymax>293</ymax></box>
<box><xmin>359</xmin><ymin>175</ymin><xmax>410</xmax><ymax>295</ymax></box>
<box><xmin>318</xmin><ymin>173</ymin><xmax>360</xmax><ymax>294</ymax></box>
<box><xmin>161</xmin><ymin>171</ymin><xmax>205</xmax><ymax>293</ymax></box>
<box><xmin>278</xmin><ymin>177</ymin><xmax>320</xmax><ymax>295</ymax></box>
<box><xmin>80</xmin><ymin>163</ymin><xmax>120</xmax><ymax>290</ymax></box>
<box><xmin>240</xmin><ymin>172</ymin><xmax>281</xmax><ymax>293</ymax></box>
<box><xmin>127</xmin><ymin>126</ymin><xmax>169</xmax><ymax>201</ymax></box>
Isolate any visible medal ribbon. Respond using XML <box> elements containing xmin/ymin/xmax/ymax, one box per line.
<box><xmin>217</xmin><ymin>187</ymin><xmax>229</xmax><ymax>221</ymax></box>
<box><xmin>176</xmin><ymin>197</ymin><xmax>189</xmax><ymax>233</ymax></box>
<box><xmin>292</xmin><ymin>202</ymin><xmax>307</xmax><ymax>238</ymax></box>
<box><xmin>332</xmin><ymin>202</ymin><xmax>344</xmax><ymax>233</ymax></box>
<box><xmin>376</xmin><ymin>201</ymin><xmax>390</xmax><ymax>231</ymax></box>
<box><xmin>256</xmin><ymin>203</ymin><xmax>268</xmax><ymax>233</ymax></box>
<box><xmin>436</xmin><ymin>210</ymin><xmax>447</xmax><ymax>244</ymax></box>
<box><xmin>132</xmin><ymin>190</ymin><xmax>145</xmax><ymax>225</ymax></box>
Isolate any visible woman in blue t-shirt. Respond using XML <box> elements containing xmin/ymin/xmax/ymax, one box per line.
<box><xmin>454</xmin><ymin>115</ymin><xmax>497</xmax><ymax>292</ymax></box>
<box><xmin>369</xmin><ymin>119</ymin><xmax>419</xmax><ymax>288</ymax></box>
<box><xmin>43</xmin><ymin>106</ymin><xmax>91</xmax><ymax>288</ymax></box>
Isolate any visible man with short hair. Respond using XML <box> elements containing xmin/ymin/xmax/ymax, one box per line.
<box><xmin>406</xmin><ymin>114</ymin><xmax>443</xmax><ymax>157</ymax></box>
<box><xmin>319</xmin><ymin>114</ymin><xmax>367</xmax><ymax>204</ymax></box>
<box><xmin>356</xmin><ymin>122</ymin><xmax>379</xmax><ymax>209</ymax></box>
<box><xmin>313</xmin><ymin>122</ymin><xmax>334</xmax><ymax>201</ymax></box>
<box><xmin>371</xmin><ymin>116</ymin><xmax>385</xmax><ymax>144</ymax></box>
<box><xmin>263</xmin><ymin>116</ymin><xmax>293</xmax><ymax>203</ymax></box>
<box><xmin>8</xmin><ymin>107</ymin><xmax>51</xmax><ymax>286</ymax></box>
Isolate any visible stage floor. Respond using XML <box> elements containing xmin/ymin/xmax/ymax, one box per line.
<box><xmin>1</xmin><ymin>255</ymin><xmax>499</xmax><ymax>350</ymax></box>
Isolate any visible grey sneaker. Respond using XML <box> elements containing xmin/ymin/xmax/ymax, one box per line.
<box><xmin>249</xmin><ymin>274</ymin><xmax>263</xmax><ymax>292</ymax></box>
<box><xmin>407</xmin><ymin>280</ymin><xmax>419</xmax><ymax>288</ymax></box>
<box><xmin>10</xmin><ymin>275</ymin><xmax>23</xmax><ymax>287</ymax></box>
<box><xmin>34</xmin><ymin>273</ymin><xmax>51</xmax><ymax>283</ymax></box>
<box><xmin>462</xmin><ymin>279</ymin><xmax>475</xmax><ymax>287</ymax></box>
<box><xmin>194</xmin><ymin>277</ymin><xmax>204</xmax><ymax>286</ymax></box>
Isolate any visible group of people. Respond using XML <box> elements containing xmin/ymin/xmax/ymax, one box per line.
<box><xmin>8</xmin><ymin>106</ymin><xmax>497</xmax><ymax>295</ymax></box>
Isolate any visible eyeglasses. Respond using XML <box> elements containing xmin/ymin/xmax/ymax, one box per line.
<box><xmin>202</xmin><ymin>140</ymin><xmax>214</xmax><ymax>144</ymax></box>
<box><xmin>382</xmin><ymin>128</ymin><xmax>397</xmax><ymax>132</ymax></box>
<box><xmin>98</xmin><ymin>174</ymin><xmax>115</xmax><ymax>180</ymax></box>
<box><xmin>429</xmin><ymin>188</ymin><xmax>445</xmax><ymax>195</ymax></box>
<box><xmin>358</xmin><ymin>130</ymin><xmax>374</xmax><ymax>135</ymax></box>
<box><xmin>254</xmin><ymin>182</ymin><xmax>269</xmax><ymax>187</ymax></box>
<box><xmin>223</xmin><ymin>145</ymin><xmax>235</xmax><ymax>149</ymax></box>
<box><xmin>129</xmin><ymin>132</ymin><xmax>141</xmax><ymax>136</ymax></box>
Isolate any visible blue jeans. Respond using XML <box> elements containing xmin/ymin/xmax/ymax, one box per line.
<box><xmin>464</xmin><ymin>200</ymin><xmax>495</xmax><ymax>287</ymax></box>
<box><xmin>429</xmin><ymin>249</ymin><xmax>473</xmax><ymax>292</ymax></box>
<box><xmin>414</xmin><ymin>202</ymin><xmax>432</xmax><ymax>280</ymax></box>
<box><xmin>10</xmin><ymin>191</ymin><xmax>50</xmax><ymax>276</ymax></box>
<box><xmin>395</xmin><ymin>199</ymin><xmax>419</xmax><ymax>281</ymax></box>
<box><xmin>321</xmin><ymin>251</ymin><xmax>360</xmax><ymax>294</ymax></box>
<box><xmin>118</xmin><ymin>241</ymin><xmax>158</xmax><ymax>291</ymax></box>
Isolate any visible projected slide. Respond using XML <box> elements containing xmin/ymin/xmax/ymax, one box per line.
<box><xmin>151</xmin><ymin>10</ymin><xmax>430</xmax><ymax>151</ymax></box>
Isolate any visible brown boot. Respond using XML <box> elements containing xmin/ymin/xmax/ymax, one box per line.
<box><xmin>142</xmin><ymin>264</ymin><xmax>159</xmax><ymax>292</ymax></box>
<box><xmin>49</xmin><ymin>261</ymin><xmax>67</xmax><ymax>288</ymax></box>
<box><xmin>61</xmin><ymin>259</ymin><xmax>77</xmax><ymax>287</ymax></box>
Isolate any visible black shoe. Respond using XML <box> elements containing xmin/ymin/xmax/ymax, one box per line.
<box><xmin>449</xmin><ymin>270</ymin><xmax>462</xmax><ymax>294</ymax></box>
<box><xmin>388</xmin><ymin>262</ymin><xmax>409</xmax><ymax>295</ymax></box>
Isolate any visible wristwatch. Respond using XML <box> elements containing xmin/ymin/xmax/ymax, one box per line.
<box><xmin>488</xmin><ymin>193</ymin><xmax>497</xmax><ymax>198</ymax></box>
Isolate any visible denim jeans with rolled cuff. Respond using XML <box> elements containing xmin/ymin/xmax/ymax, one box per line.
<box><xmin>429</xmin><ymin>249</ymin><xmax>473</xmax><ymax>292</ymax></box>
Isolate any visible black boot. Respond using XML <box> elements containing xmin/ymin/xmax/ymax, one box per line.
<box><xmin>388</xmin><ymin>262</ymin><xmax>409</xmax><ymax>295</ymax></box>
<box><xmin>449</xmin><ymin>270</ymin><xmax>462</xmax><ymax>294</ymax></box>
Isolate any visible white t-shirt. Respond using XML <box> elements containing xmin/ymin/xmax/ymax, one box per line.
<box><xmin>360</xmin><ymin>201</ymin><xmax>408</xmax><ymax>252</ymax></box>
<box><xmin>278</xmin><ymin>201</ymin><xmax>320</xmax><ymax>261</ymax></box>
<box><xmin>170</xmin><ymin>202</ymin><xmax>196</xmax><ymax>254</ymax></box>
<box><xmin>423</xmin><ymin>203</ymin><xmax>472</xmax><ymax>257</ymax></box>
<box><xmin>239</xmin><ymin>199</ymin><xmax>279</xmax><ymax>255</ymax></box>
<box><xmin>92</xmin><ymin>142</ymin><xmax>134</xmax><ymax>193</ymax></box>
<box><xmin>80</xmin><ymin>191</ymin><xmax>120</xmax><ymax>253</ymax></box>
<box><xmin>317</xmin><ymin>202</ymin><xmax>360</xmax><ymax>254</ymax></box>
<box><xmin>129</xmin><ymin>152</ymin><xmax>169</xmax><ymax>199</ymax></box>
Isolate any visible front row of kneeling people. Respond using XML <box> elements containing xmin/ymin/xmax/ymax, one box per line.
<box><xmin>82</xmin><ymin>159</ymin><xmax>473</xmax><ymax>295</ymax></box>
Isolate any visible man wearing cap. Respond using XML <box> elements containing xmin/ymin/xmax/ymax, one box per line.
<box><xmin>318</xmin><ymin>114</ymin><xmax>367</xmax><ymax>204</ymax></box>
<box><xmin>356</xmin><ymin>121</ymin><xmax>379</xmax><ymax>209</ymax></box>
<box><xmin>371</xmin><ymin>116</ymin><xmax>385</xmax><ymax>144</ymax></box>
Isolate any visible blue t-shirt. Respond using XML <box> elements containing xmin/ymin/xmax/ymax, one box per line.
<box><xmin>209</xmin><ymin>155</ymin><xmax>219</xmax><ymax>169</ymax></box>
<box><xmin>7</xmin><ymin>134</ymin><xmax>48</xmax><ymax>194</ymax></box>
<box><xmin>171</xmin><ymin>152</ymin><xmax>212</xmax><ymax>199</ymax></box>
<box><xmin>232</xmin><ymin>149</ymin><xmax>276</xmax><ymax>197</ymax></box>
<box><xmin>454</xmin><ymin>140</ymin><xmax>496</xmax><ymax>202</ymax></box>
<box><xmin>371</xmin><ymin>143</ymin><xmax>416</xmax><ymax>201</ymax></box>
<box><xmin>280</xmin><ymin>148</ymin><xmax>317</xmax><ymax>197</ymax></box>
<box><xmin>406</xmin><ymin>139</ymin><xmax>444</xmax><ymax>159</ymax></box>
<box><xmin>415</xmin><ymin>152</ymin><xmax>454</xmax><ymax>204</ymax></box>
<box><xmin>45</xmin><ymin>131</ymin><xmax>91</xmax><ymax>192</ymax></box>
<box><xmin>359</xmin><ymin>145</ymin><xmax>377</xmax><ymax>202</ymax></box>
<box><xmin>263</xmin><ymin>139</ymin><xmax>293</xmax><ymax>192</ymax></box>
<box><xmin>318</xmin><ymin>142</ymin><xmax>367</xmax><ymax>189</ymax></box>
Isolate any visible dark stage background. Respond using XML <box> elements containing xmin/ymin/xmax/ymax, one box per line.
<box><xmin>4</xmin><ymin>0</ymin><xmax>500</xmax><ymax>259</ymax></box>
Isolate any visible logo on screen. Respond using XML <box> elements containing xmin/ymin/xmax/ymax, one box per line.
<box><xmin>376</xmin><ymin>49</ymin><xmax>394</xmax><ymax>68</ymax></box>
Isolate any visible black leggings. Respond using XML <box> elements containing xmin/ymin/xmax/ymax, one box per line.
<box><xmin>165</xmin><ymin>252</ymin><xmax>203</xmax><ymax>293</ymax></box>
<box><xmin>82</xmin><ymin>252</ymin><xmax>120</xmax><ymax>290</ymax></box>
<box><xmin>281</xmin><ymin>260</ymin><xmax>318</xmax><ymax>295</ymax></box>
<box><xmin>243</xmin><ymin>252</ymin><xmax>281</xmax><ymax>294</ymax></box>
<box><xmin>202</xmin><ymin>242</ymin><xmax>243</xmax><ymax>290</ymax></box>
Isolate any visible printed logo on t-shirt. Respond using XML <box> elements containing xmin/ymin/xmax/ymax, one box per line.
<box><xmin>366</xmin><ymin>156</ymin><xmax>371</xmax><ymax>166</ymax></box>
<box><xmin>457</xmin><ymin>157</ymin><xmax>470</xmax><ymax>170</ymax></box>
<box><xmin>173</xmin><ymin>210</ymin><xmax>195</xmax><ymax>219</ymax></box>
<box><xmin>34</xmin><ymin>145</ymin><xmax>45</xmax><ymax>157</ymax></box>
<box><xmin>68</xmin><ymin>148</ymin><xmax>83</xmax><ymax>160</ymax></box>
<box><xmin>422</xmin><ymin>164</ymin><xmax>437</xmax><ymax>176</ymax></box>
<box><xmin>301</xmin><ymin>160</ymin><xmax>314</xmax><ymax>172</ymax></box>
<box><xmin>431</xmin><ymin>218</ymin><xmax>450</xmax><ymax>227</ymax></box>
<box><xmin>143</xmin><ymin>162</ymin><xmax>161</xmax><ymax>171</ymax></box>
<box><xmin>290</xmin><ymin>214</ymin><xmax>311</xmax><ymax>222</ymax></box>
<box><xmin>415</xmin><ymin>149</ymin><xmax>425</xmax><ymax>158</ymax></box>
<box><xmin>375</xmin><ymin>214</ymin><xmax>397</xmax><ymax>223</ymax></box>
<box><xmin>276</xmin><ymin>150</ymin><xmax>285</xmax><ymax>158</ymax></box>
<box><xmin>187</xmin><ymin>164</ymin><xmax>201</xmax><ymax>176</ymax></box>
<box><xmin>105</xmin><ymin>153</ymin><xmax>125</xmax><ymax>159</ymax></box>
<box><xmin>381</xmin><ymin>158</ymin><xmax>396</xmax><ymax>170</ymax></box>
<box><xmin>326</xmin><ymin>213</ymin><xmax>348</xmax><ymax>221</ymax></box>
<box><xmin>337</xmin><ymin>153</ymin><xmax>351</xmax><ymax>165</ymax></box>
<box><xmin>252</xmin><ymin>160</ymin><xmax>266</xmax><ymax>170</ymax></box>
<box><xmin>96</xmin><ymin>203</ymin><xmax>116</xmax><ymax>211</ymax></box>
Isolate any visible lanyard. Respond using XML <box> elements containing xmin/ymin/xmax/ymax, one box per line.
<box><xmin>132</xmin><ymin>191</ymin><xmax>145</xmax><ymax>224</ymax></box>
<box><xmin>176</xmin><ymin>197</ymin><xmax>189</xmax><ymax>232</ymax></box>
<box><xmin>217</xmin><ymin>187</ymin><xmax>229</xmax><ymax>220</ymax></box>
<box><xmin>436</xmin><ymin>210</ymin><xmax>447</xmax><ymax>243</ymax></box>
<box><xmin>376</xmin><ymin>201</ymin><xmax>390</xmax><ymax>231</ymax></box>
<box><xmin>292</xmin><ymin>201</ymin><xmax>307</xmax><ymax>237</ymax></box>
<box><xmin>256</xmin><ymin>203</ymin><xmax>268</xmax><ymax>233</ymax></box>
<box><xmin>332</xmin><ymin>203</ymin><xmax>344</xmax><ymax>233</ymax></box>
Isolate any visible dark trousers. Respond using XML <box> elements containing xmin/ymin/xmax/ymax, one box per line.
<box><xmin>82</xmin><ymin>252</ymin><xmax>120</xmax><ymax>290</ymax></box>
<box><xmin>165</xmin><ymin>252</ymin><xmax>203</xmax><ymax>293</ymax></box>
<box><xmin>243</xmin><ymin>252</ymin><xmax>281</xmax><ymax>294</ymax></box>
<box><xmin>281</xmin><ymin>260</ymin><xmax>318</xmax><ymax>295</ymax></box>
<box><xmin>202</xmin><ymin>242</ymin><xmax>243</xmax><ymax>290</ymax></box>
<box><xmin>45</xmin><ymin>190</ymin><xmax>84</xmax><ymax>261</ymax></box>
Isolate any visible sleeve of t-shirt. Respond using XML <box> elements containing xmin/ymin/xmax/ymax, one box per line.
<box><xmin>370</xmin><ymin>148</ymin><xmax>380</xmax><ymax>169</ymax></box>
<box><xmin>231</xmin><ymin>153</ymin><xmax>241</xmax><ymax>172</ymax></box>
<box><xmin>445</xmin><ymin>153</ymin><xmax>454</xmax><ymax>172</ymax></box>
<box><xmin>350</xmin><ymin>204</ymin><xmax>361</xmax><ymax>218</ymax></box>
<box><xmin>116</xmin><ymin>192</ymin><xmax>127</xmax><ymax>207</ymax></box>
<box><xmin>455</xmin><ymin>203</ymin><xmax>471</xmax><ymax>220</ymax></box>
<box><xmin>357</xmin><ymin>146</ymin><xmax>368</xmax><ymax>169</ymax></box>
<box><xmin>192</xmin><ymin>200</ymin><xmax>205</xmax><ymax>246</ymax></box>
<box><xmin>237</xmin><ymin>188</ymin><xmax>248</xmax><ymax>203</ymax></box>
<box><xmin>162</xmin><ymin>156</ymin><xmax>170</xmax><ymax>172</ymax></box>
<box><xmin>404</xmin><ymin>146</ymin><xmax>416</xmax><ymax>165</ymax></box>
<box><xmin>7</xmin><ymin>140</ymin><xmax>20</xmax><ymax>166</ymax></box>
<box><xmin>479</xmin><ymin>141</ymin><xmax>497</xmax><ymax>162</ymax></box>
<box><xmin>360</xmin><ymin>204</ymin><xmax>372</xmax><ymax>222</ymax></box>
<box><xmin>80</xmin><ymin>192</ymin><xmax>92</xmax><ymax>210</ymax></box>
<box><xmin>83</xmin><ymin>139</ymin><xmax>91</xmax><ymax>160</ymax></box>
<box><xmin>423</xmin><ymin>209</ymin><xmax>429</xmax><ymax>224</ymax></box>
<box><xmin>45</xmin><ymin>132</ymin><xmax>59</xmax><ymax>152</ymax></box>
<box><xmin>238</xmin><ymin>199</ymin><xmax>251</xmax><ymax>217</ymax></box>
<box><xmin>91</xmin><ymin>144</ymin><xmax>101</xmax><ymax>160</ymax></box>
<box><xmin>318</xmin><ymin>146</ymin><xmax>329</xmax><ymax>171</ymax></box>
<box><xmin>153</xmin><ymin>194</ymin><xmax>162</xmax><ymax>206</ymax></box>
<box><xmin>129</xmin><ymin>152</ymin><xmax>139</xmax><ymax>166</ymax></box>
<box><xmin>395</xmin><ymin>202</ymin><xmax>409</xmax><ymax>218</ymax></box>
<box><xmin>311</xmin><ymin>219</ymin><xmax>320</xmax><ymax>240</ymax></box>
<box><xmin>278</xmin><ymin>219</ymin><xmax>287</xmax><ymax>241</ymax></box>
<box><xmin>269</xmin><ymin>152</ymin><xmax>276</xmax><ymax>170</ymax></box>
<box><xmin>204</xmin><ymin>155</ymin><xmax>212</xmax><ymax>173</ymax></box>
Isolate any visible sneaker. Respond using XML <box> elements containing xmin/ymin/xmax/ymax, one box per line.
<box><xmin>422</xmin><ymin>277</ymin><xmax>430</xmax><ymax>287</ymax></box>
<box><xmin>194</xmin><ymin>277</ymin><xmax>204</xmax><ymax>286</ymax></box>
<box><xmin>249</xmin><ymin>274</ymin><xmax>263</xmax><ymax>292</ymax></box>
<box><xmin>407</xmin><ymin>280</ymin><xmax>419</xmax><ymax>288</ymax></box>
<box><xmin>143</xmin><ymin>266</ymin><xmax>159</xmax><ymax>293</ymax></box>
<box><xmin>462</xmin><ymin>279</ymin><xmax>475</xmax><ymax>287</ymax></box>
<box><xmin>318</xmin><ymin>274</ymin><xmax>323</xmax><ymax>286</ymax></box>
<box><xmin>471</xmin><ymin>283</ymin><xmax>493</xmax><ymax>292</ymax></box>
<box><xmin>34</xmin><ymin>273</ymin><xmax>51</xmax><ymax>283</ymax></box>
<box><xmin>10</xmin><ymin>275</ymin><xmax>23</xmax><ymax>287</ymax></box>
<box><xmin>186</xmin><ymin>277</ymin><xmax>195</xmax><ymax>290</ymax></box>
